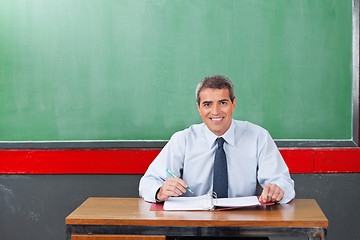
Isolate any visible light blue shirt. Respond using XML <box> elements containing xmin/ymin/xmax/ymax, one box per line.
<box><xmin>139</xmin><ymin>120</ymin><xmax>295</xmax><ymax>203</ymax></box>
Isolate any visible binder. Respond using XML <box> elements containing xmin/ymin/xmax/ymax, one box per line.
<box><xmin>151</xmin><ymin>193</ymin><xmax>275</xmax><ymax>211</ymax></box>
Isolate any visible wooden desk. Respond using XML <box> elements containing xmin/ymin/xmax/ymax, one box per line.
<box><xmin>66</xmin><ymin>198</ymin><xmax>328</xmax><ymax>240</ymax></box>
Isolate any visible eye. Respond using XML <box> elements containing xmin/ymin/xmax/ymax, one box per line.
<box><xmin>202</xmin><ymin>102</ymin><xmax>212</xmax><ymax>108</ymax></box>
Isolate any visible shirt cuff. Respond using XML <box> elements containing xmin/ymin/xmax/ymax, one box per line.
<box><xmin>155</xmin><ymin>188</ymin><xmax>164</xmax><ymax>203</ymax></box>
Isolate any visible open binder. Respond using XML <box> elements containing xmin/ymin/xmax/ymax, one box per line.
<box><xmin>151</xmin><ymin>193</ymin><xmax>275</xmax><ymax>211</ymax></box>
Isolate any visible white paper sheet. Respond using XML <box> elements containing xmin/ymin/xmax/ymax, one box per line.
<box><xmin>215</xmin><ymin>196</ymin><xmax>260</xmax><ymax>207</ymax></box>
<box><xmin>163</xmin><ymin>194</ymin><xmax>261</xmax><ymax>211</ymax></box>
<box><xmin>164</xmin><ymin>194</ymin><xmax>213</xmax><ymax>210</ymax></box>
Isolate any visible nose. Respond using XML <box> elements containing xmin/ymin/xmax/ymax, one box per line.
<box><xmin>211</xmin><ymin>104</ymin><xmax>220</xmax><ymax>115</ymax></box>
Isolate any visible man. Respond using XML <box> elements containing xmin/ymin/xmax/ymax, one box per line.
<box><xmin>139</xmin><ymin>75</ymin><xmax>295</xmax><ymax>205</ymax></box>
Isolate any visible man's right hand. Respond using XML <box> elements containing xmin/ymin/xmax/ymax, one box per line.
<box><xmin>156</xmin><ymin>177</ymin><xmax>189</xmax><ymax>202</ymax></box>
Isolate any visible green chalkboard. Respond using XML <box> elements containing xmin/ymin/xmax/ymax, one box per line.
<box><xmin>0</xmin><ymin>0</ymin><xmax>356</xmax><ymax>145</ymax></box>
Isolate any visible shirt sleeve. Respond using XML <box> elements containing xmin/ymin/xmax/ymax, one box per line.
<box><xmin>139</xmin><ymin>131</ymin><xmax>186</xmax><ymax>202</ymax></box>
<box><xmin>256</xmin><ymin>129</ymin><xmax>295</xmax><ymax>203</ymax></box>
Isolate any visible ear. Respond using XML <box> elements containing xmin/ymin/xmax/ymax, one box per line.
<box><xmin>196</xmin><ymin>101</ymin><xmax>201</xmax><ymax>112</ymax></box>
<box><xmin>232</xmin><ymin>98</ymin><xmax>236</xmax><ymax>112</ymax></box>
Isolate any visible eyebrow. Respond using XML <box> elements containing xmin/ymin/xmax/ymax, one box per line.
<box><xmin>201</xmin><ymin>99</ymin><xmax>229</xmax><ymax>105</ymax></box>
<box><xmin>202</xmin><ymin>101</ymin><xmax>212</xmax><ymax>105</ymax></box>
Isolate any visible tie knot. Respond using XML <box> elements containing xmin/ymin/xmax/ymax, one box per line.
<box><xmin>216</xmin><ymin>137</ymin><xmax>225</xmax><ymax>149</ymax></box>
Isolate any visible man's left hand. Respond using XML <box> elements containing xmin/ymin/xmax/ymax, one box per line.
<box><xmin>259</xmin><ymin>183</ymin><xmax>284</xmax><ymax>203</ymax></box>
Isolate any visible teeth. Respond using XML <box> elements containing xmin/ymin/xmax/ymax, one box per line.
<box><xmin>212</xmin><ymin>118</ymin><xmax>222</xmax><ymax>122</ymax></box>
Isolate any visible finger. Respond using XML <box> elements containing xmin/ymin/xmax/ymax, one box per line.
<box><xmin>166</xmin><ymin>179</ymin><xmax>187</xmax><ymax>195</ymax></box>
<box><xmin>164</xmin><ymin>178</ymin><xmax>188</xmax><ymax>195</ymax></box>
<box><xmin>157</xmin><ymin>180</ymin><xmax>180</xmax><ymax>201</ymax></box>
<box><xmin>267</xmin><ymin>184</ymin><xmax>280</xmax><ymax>202</ymax></box>
<box><xmin>157</xmin><ymin>187</ymin><xmax>171</xmax><ymax>202</ymax></box>
<box><xmin>157</xmin><ymin>185</ymin><xmax>184</xmax><ymax>201</ymax></box>
<box><xmin>266</xmin><ymin>184</ymin><xmax>284</xmax><ymax>202</ymax></box>
<box><xmin>270</xmin><ymin>189</ymin><xmax>281</xmax><ymax>202</ymax></box>
<box><xmin>167</xmin><ymin>177</ymin><xmax>188</xmax><ymax>189</ymax></box>
<box><xmin>266</xmin><ymin>184</ymin><xmax>276</xmax><ymax>201</ymax></box>
<box><xmin>275</xmin><ymin>190</ymin><xmax>284</xmax><ymax>202</ymax></box>
<box><xmin>165</xmin><ymin>186</ymin><xmax>181</xmax><ymax>196</ymax></box>
<box><xmin>262</xmin><ymin>183</ymin><xmax>279</xmax><ymax>202</ymax></box>
<box><xmin>173</xmin><ymin>183</ymin><xmax>186</xmax><ymax>196</ymax></box>
<box><xmin>265</xmin><ymin>183</ymin><xmax>276</xmax><ymax>202</ymax></box>
<box><xmin>260</xmin><ymin>184</ymin><xmax>270</xmax><ymax>202</ymax></box>
<box><xmin>175</xmin><ymin>178</ymin><xmax>189</xmax><ymax>193</ymax></box>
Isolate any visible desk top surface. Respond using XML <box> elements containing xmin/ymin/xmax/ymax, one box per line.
<box><xmin>66</xmin><ymin>198</ymin><xmax>328</xmax><ymax>228</ymax></box>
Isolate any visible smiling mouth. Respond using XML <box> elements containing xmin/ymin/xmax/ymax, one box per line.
<box><xmin>210</xmin><ymin>117</ymin><xmax>224</xmax><ymax>122</ymax></box>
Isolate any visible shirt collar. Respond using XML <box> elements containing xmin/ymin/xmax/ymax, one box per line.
<box><xmin>204</xmin><ymin>119</ymin><xmax>235</xmax><ymax>149</ymax></box>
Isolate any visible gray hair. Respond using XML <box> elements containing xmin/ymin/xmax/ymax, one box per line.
<box><xmin>196</xmin><ymin>75</ymin><xmax>235</xmax><ymax>105</ymax></box>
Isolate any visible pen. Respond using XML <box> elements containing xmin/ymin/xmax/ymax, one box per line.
<box><xmin>166</xmin><ymin>169</ymin><xmax>194</xmax><ymax>194</ymax></box>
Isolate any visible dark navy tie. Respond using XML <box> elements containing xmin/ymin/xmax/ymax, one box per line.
<box><xmin>213</xmin><ymin>137</ymin><xmax>228</xmax><ymax>198</ymax></box>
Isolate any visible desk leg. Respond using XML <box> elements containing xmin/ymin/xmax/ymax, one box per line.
<box><xmin>311</xmin><ymin>229</ymin><xmax>326</xmax><ymax>240</ymax></box>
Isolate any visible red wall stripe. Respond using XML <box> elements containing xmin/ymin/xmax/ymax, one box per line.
<box><xmin>279</xmin><ymin>149</ymin><xmax>314</xmax><ymax>173</ymax></box>
<box><xmin>314</xmin><ymin>148</ymin><xmax>360</xmax><ymax>173</ymax></box>
<box><xmin>0</xmin><ymin>148</ymin><xmax>359</xmax><ymax>174</ymax></box>
<box><xmin>0</xmin><ymin>149</ymin><xmax>159</xmax><ymax>174</ymax></box>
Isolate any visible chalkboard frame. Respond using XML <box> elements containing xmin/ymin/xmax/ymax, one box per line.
<box><xmin>0</xmin><ymin>0</ymin><xmax>359</xmax><ymax>149</ymax></box>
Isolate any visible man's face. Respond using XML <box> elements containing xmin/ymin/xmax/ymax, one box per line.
<box><xmin>197</xmin><ymin>88</ymin><xmax>236</xmax><ymax>136</ymax></box>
